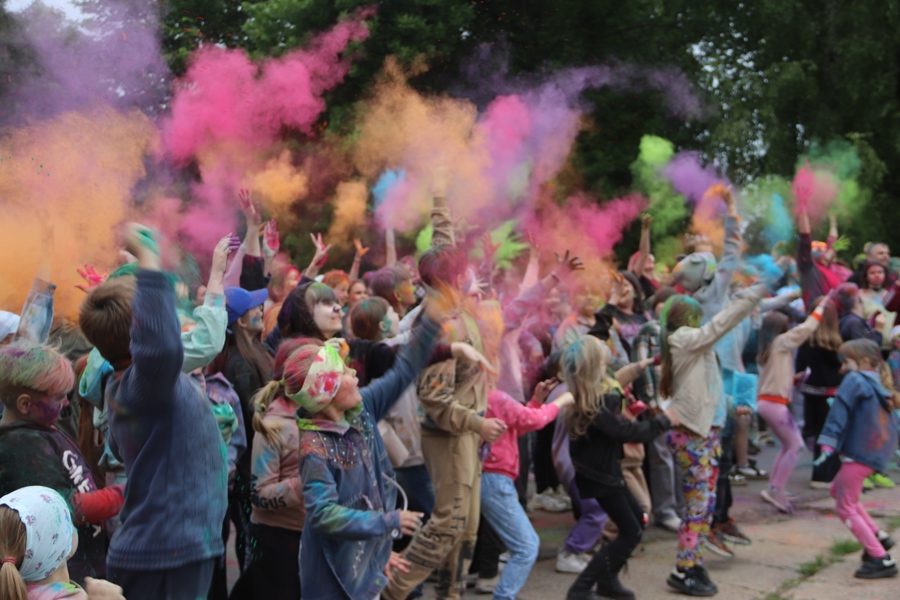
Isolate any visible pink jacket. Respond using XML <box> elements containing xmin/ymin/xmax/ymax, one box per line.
<box><xmin>250</xmin><ymin>397</ymin><xmax>304</xmax><ymax>532</ymax></box>
<box><xmin>484</xmin><ymin>390</ymin><xmax>560</xmax><ymax>481</ymax></box>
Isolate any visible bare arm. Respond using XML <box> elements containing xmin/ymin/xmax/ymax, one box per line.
<box><xmin>632</xmin><ymin>214</ymin><xmax>652</xmax><ymax>278</ymax></box>
<box><xmin>385</xmin><ymin>229</ymin><xmax>397</xmax><ymax>265</ymax></box>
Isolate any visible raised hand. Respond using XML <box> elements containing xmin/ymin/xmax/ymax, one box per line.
<box><xmin>208</xmin><ymin>234</ymin><xmax>238</xmax><ymax>295</ymax></box>
<box><xmin>238</xmin><ymin>188</ymin><xmax>262</xmax><ymax>227</ymax></box>
<box><xmin>353</xmin><ymin>238</ymin><xmax>370</xmax><ymax>259</ymax></box>
<box><xmin>553</xmin><ymin>249</ymin><xmax>584</xmax><ymax>279</ymax></box>
<box><xmin>76</xmin><ymin>265</ymin><xmax>109</xmax><ymax>292</ymax></box>
<box><xmin>311</xmin><ymin>233</ymin><xmax>330</xmax><ymax>267</ymax></box>
<box><xmin>264</xmin><ymin>220</ymin><xmax>280</xmax><ymax>257</ymax></box>
<box><xmin>641</xmin><ymin>213</ymin><xmax>653</xmax><ymax>229</ymax></box>
<box><xmin>123</xmin><ymin>222</ymin><xmax>161</xmax><ymax>269</ymax></box>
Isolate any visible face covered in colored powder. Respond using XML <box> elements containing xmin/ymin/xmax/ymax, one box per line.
<box><xmin>381</xmin><ymin>305</ymin><xmax>400</xmax><ymax>338</ymax></box>
<box><xmin>238</xmin><ymin>305</ymin><xmax>265</xmax><ymax>335</ymax></box>
<box><xmin>18</xmin><ymin>390</ymin><xmax>69</xmax><ymax>427</ymax></box>
<box><xmin>330</xmin><ymin>365</ymin><xmax>362</xmax><ymax>413</ymax></box>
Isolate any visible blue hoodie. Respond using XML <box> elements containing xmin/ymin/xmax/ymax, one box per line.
<box><xmin>818</xmin><ymin>370</ymin><xmax>899</xmax><ymax>473</ymax></box>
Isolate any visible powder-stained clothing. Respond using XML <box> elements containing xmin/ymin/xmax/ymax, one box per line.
<box><xmin>693</xmin><ymin>216</ymin><xmax>742</xmax><ymax>324</ymax></box>
<box><xmin>250</xmin><ymin>397</ymin><xmax>304</xmax><ymax>532</ymax></box>
<box><xmin>297</xmin><ymin>314</ymin><xmax>441</xmax><ymax>600</ymax></box>
<box><xmin>27</xmin><ymin>582</ymin><xmax>88</xmax><ymax>600</ymax></box>
<box><xmin>0</xmin><ymin>423</ymin><xmax>116</xmax><ymax>582</ymax></box>
<box><xmin>756</xmin><ymin>313</ymin><xmax>821</xmax><ymax>402</ymax></box>
<box><xmin>665</xmin><ymin>288</ymin><xmax>763</xmax><ymax>437</ymax></box>
<box><xmin>797</xmin><ymin>233</ymin><xmax>843</xmax><ymax>306</ymax></box>
<box><xmin>483</xmin><ymin>390</ymin><xmax>560</xmax><ymax>482</ymax></box>
<box><xmin>818</xmin><ymin>370</ymin><xmax>899</xmax><ymax>473</ymax></box>
<box><xmin>105</xmin><ymin>270</ymin><xmax>228</xmax><ymax>571</ymax></box>
<box><xmin>632</xmin><ymin>320</ymin><xmax>662</xmax><ymax>406</ymax></box>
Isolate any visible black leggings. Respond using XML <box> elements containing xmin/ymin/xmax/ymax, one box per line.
<box><xmin>249</xmin><ymin>522</ymin><xmax>302</xmax><ymax>600</ymax></box>
<box><xmin>590</xmin><ymin>489</ymin><xmax>644</xmax><ymax>575</ymax></box>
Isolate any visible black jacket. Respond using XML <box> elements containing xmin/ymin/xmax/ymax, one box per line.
<box><xmin>0</xmin><ymin>422</ymin><xmax>108</xmax><ymax>582</ymax></box>
<box><xmin>569</xmin><ymin>392</ymin><xmax>670</xmax><ymax>498</ymax></box>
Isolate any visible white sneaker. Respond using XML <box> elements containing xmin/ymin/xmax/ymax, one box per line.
<box><xmin>659</xmin><ymin>515</ymin><xmax>682</xmax><ymax>533</ymax></box>
<box><xmin>529</xmin><ymin>490</ymin><xmax>568</xmax><ymax>513</ymax></box>
<box><xmin>552</xmin><ymin>485</ymin><xmax>573</xmax><ymax>510</ymax></box>
<box><xmin>556</xmin><ymin>551</ymin><xmax>588</xmax><ymax>573</ymax></box>
<box><xmin>474</xmin><ymin>574</ymin><xmax>499</xmax><ymax>594</ymax></box>
<box><xmin>498</xmin><ymin>550</ymin><xmax>511</xmax><ymax>563</ymax></box>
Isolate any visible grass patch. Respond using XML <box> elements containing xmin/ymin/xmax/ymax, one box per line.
<box><xmin>830</xmin><ymin>538</ymin><xmax>863</xmax><ymax>556</ymax></box>
<box><xmin>797</xmin><ymin>554</ymin><xmax>829</xmax><ymax>577</ymax></box>
<box><xmin>885</xmin><ymin>515</ymin><xmax>900</xmax><ymax>529</ymax></box>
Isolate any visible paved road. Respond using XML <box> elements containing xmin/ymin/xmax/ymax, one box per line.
<box><xmin>226</xmin><ymin>442</ymin><xmax>900</xmax><ymax>599</ymax></box>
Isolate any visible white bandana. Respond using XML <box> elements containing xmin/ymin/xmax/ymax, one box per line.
<box><xmin>0</xmin><ymin>487</ymin><xmax>73</xmax><ymax>581</ymax></box>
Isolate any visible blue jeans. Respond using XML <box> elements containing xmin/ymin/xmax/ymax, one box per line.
<box><xmin>480</xmin><ymin>472</ymin><xmax>539</xmax><ymax>600</ymax></box>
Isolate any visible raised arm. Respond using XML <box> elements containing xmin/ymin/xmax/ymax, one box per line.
<box><xmin>430</xmin><ymin>167</ymin><xmax>455</xmax><ymax>248</ymax></box>
<box><xmin>238</xmin><ymin>189</ymin><xmax>262</xmax><ymax>259</ymax></box>
<box><xmin>350</xmin><ymin>238</ymin><xmax>369</xmax><ymax>282</ymax></box>
<box><xmin>120</xmin><ymin>224</ymin><xmax>184</xmax><ymax>413</ymax></box>
<box><xmin>182</xmin><ymin>235</ymin><xmax>233</xmax><ymax>372</ymax></box>
<box><xmin>675</xmin><ymin>284</ymin><xmax>765</xmax><ymax>353</ymax></box>
<box><xmin>362</xmin><ymin>313</ymin><xmax>442</xmax><ymax>422</ymax></box>
<box><xmin>304</xmin><ymin>233</ymin><xmax>331</xmax><ymax>280</ymax></box>
<box><xmin>631</xmin><ymin>214</ymin><xmax>652</xmax><ymax>279</ymax></box>
<box><xmin>385</xmin><ymin>229</ymin><xmax>397</xmax><ymax>266</ymax></box>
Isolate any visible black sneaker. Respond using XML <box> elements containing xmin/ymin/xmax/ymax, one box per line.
<box><xmin>693</xmin><ymin>565</ymin><xmax>719</xmax><ymax>593</ymax></box>
<box><xmin>667</xmin><ymin>567</ymin><xmax>718</xmax><ymax>596</ymax></box>
<box><xmin>594</xmin><ymin>574</ymin><xmax>635</xmax><ymax>600</ymax></box>
<box><xmin>854</xmin><ymin>554</ymin><xmax>898</xmax><ymax>579</ymax></box>
<box><xmin>878</xmin><ymin>531</ymin><xmax>896</xmax><ymax>551</ymax></box>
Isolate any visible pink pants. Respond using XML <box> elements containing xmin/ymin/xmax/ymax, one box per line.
<box><xmin>831</xmin><ymin>462</ymin><xmax>885</xmax><ymax>558</ymax></box>
<box><xmin>757</xmin><ymin>401</ymin><xmax>804</xmax><ymax>491</ymax></box>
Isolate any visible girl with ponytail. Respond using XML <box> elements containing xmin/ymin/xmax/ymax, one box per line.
<box><xmin>816</xmin><ymin>339</ymin><xmax>899</xmax><ymax>580</ymax></box>
<box><xmin>0</xmin><ymin>486</ymin><xmax>123</xmax><ymax>600</ymax></box>
<box><xmin>659</xmin><ymin>286</ymin><xmax>765</xmax><ymax>597</ymax></box>
<box><xmin>246</xmin><ymin>337</ymin><xmax>321</xmax><ymax>600</ymax></box>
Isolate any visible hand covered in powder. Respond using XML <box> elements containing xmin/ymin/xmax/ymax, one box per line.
<box><xmin>238</xmin><ymin>188</ymin><xmax>261</xmax><ymax>227</ymax></box>
<box><xmin>123</xmin><ymin>222</ymin><xmax>161</xmax><ymax>269</ymax></box>
<box><xmin>76</xmin><ymin>265</ymin><xmax>109</xmax><ymax>293</ymax></box>
<box><xmin>310</xmin><ymin>233</ymin><xmax>331</xmax><ymax>268</ymax></box>
<box><xmin>552</xmin><ymin>249</ymin><xmax>583</xmax><ymax>281</ymax></box>
<box><xmin>263</xmin><ymin>220</ymin><xmax>280</xmax><ymax>258</ymax></box>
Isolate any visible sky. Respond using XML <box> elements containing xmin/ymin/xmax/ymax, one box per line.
<box><xmin>6</xmin><ymin>0</ymin><xmax>82</xmax><ymax>20</ymax></box>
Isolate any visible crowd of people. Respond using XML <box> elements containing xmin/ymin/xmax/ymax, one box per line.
<box><xmin>0</xmin><ymin>176</ymin><xmax>898</xmax><ymax>600</ymax></box>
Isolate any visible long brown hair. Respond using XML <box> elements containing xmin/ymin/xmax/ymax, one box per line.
<box><xmin>0</xmin><ymin>506</ymin><xmax>27</xmax><ymax>600</ymax></box>
<box><xmin>756</xmin><ymin>311</ymin><xmax>790</xmax><ymax>367</ymax></box>
<box><xmin>658</xmin><ymin>295</ymin><xmax>703</xmax><ymax>399</ymax></box>
<box><xmin>562</xmin><ymin>336</ymin><xmax>612</xmax><ymax>439</ymax></box>
<box><xmin>808</xmin><ymin>299</ymin><xmax>842</xmax><ymax>351</ymax></box>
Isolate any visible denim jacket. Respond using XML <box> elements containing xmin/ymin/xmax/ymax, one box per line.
<box><xmin>297</xmin><ymin>314</ymin><xmax>440</xmax><ymax>600</ymax></box>
<box><xmin>818</xmin><ymin>370</ymin><xmax>899</xmax><ymax>473</ymax></box>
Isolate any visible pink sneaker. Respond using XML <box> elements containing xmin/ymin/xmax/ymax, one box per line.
<box><xmin>761</xmin><ymin>488</ymin><xmax>794</xmax><ymax>514</ymax></box>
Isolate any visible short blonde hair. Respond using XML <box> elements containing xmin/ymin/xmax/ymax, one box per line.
<box><xmin>0</xmin><ymin>340</ymin><xmax>74</xmax><ymax>406</ymax></box>
<box><xmin>79</xmin><ymin>277</ymin><xmax>136</xmax><ymax>364</ymax></box>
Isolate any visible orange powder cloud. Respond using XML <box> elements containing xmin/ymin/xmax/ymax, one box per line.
<box><xmin>0</xmin><ymin>108</ymin><xmax>157</xmax><ymax>320</ymax></box>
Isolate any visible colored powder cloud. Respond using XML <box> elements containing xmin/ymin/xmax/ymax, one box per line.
<box><xmin>326</xmin><ymin>181</ymin><xmax>368</xmax><ymax>244</ymax></box>
<box><xmin>0</xmin><ymin>109</ymin><xmax>157</xmax><ymax>319</ymax></box>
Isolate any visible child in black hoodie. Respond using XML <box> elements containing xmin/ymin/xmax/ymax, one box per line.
<box><xmin>562</xmin><ymin>335</ymin><xmax>678</xmax><ymax>600</ymax></box>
